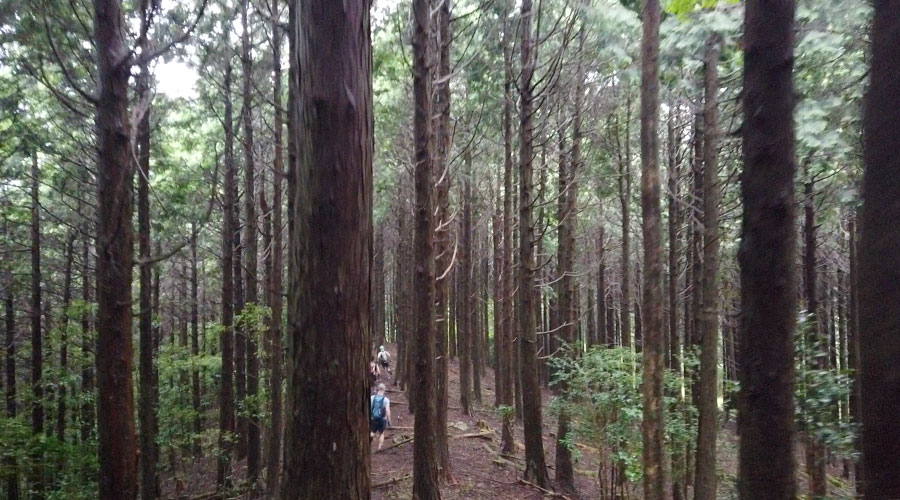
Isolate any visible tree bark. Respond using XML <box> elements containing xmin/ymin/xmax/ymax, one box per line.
<box><xmin>410</xmin><ymin>0</ymin><xmax>442</xmax><ymax>497</ymax></box>
<box><xmin>136</xmin><ymin>21</ymin><xmax>159</xmax><ymax>495</ymax></box>
<box><xmin>217</xmin><ymin>51</ymin><xmax>236</xmax><ymax>491</ymax></box>
<box><xmin>460</xmin><ymin>156</ymin><xmax>473</xmax><ymax>416</ymax></box>
<box><xmin>433</xmin><ymin>0</ymin><xmax>454</xmax><ymax>482</ymax></box>
<box><xmin>80</xmin><ymin>236</ymin><xmax>93</xmax><ymax>444</ymax></box>
<box><xmin>737</xmin><ymin>0</ymin><xmax>797</xmax><ymax>497</ymax></box>
<box><xmin>190</xmin><ymin>226</ymin><xmax>202</xmax><ymax>456</ymax></box>
<box><xmin>518</xmin><ymin>0</ymin><xmax>549</xmax><ymax>487</ymax></box>
<box><xmin>859</xmin><ymin>5</ymin><xmax>900</xmax><ymax>498</ymax></box>
<box><xmin>94</xmin><ymin>1</ymin><xmax>138</xmax><ymax>497</ymax></box>
<box><xmin>5</xmin><ymin>293</ymin><xmax>20</xmax><ymax>500</ymax></box>
<box><xmin>266</xmin><ymin>4</ymin><xmax>284</xmax><ymax>492</ymax></box>
<box><xmin>56</xmin><ymin>233</ymin><xmax>75</xmax><ymax>444</ymax></box>
<box><xmin>618</xmin><ymin>97</ymin><xmax>633</xmax><ymax>349</ymax></box>
<box><xmin>240</xmin><ymin>0</ymin><xmax>261</xmax><ymax>483</ymax></box>
<box><xmin>29</xmin><ymin>151</ymin><xmax>45</xmax><ymax>500</ymax></box>
<box><xmin>281</xmin><ymin>0</ymin><xmax>373</xmax><ymax>496</ymax></box>
<box><xmin>639</xmin><ymin>0</ymin><xmax>666</xmax><ymax>497</ymax></box>
<box><xmin>695</xmin><ymin>37</ymin><xmax>720</xmax><ymax>500</ymax></box>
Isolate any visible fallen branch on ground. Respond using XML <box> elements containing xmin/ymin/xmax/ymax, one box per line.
<box><xmin>518</xmin><ymin>479</ymin><xmax>575</xmax><ymax>500</ymax></box>
<box><xmin>378</xmin><ymin>436</ymin><xmax>414</xmax><ymax>452</ymax></box>
<box><xmin>372</xmin><ymin>474</ymin><xmax>411</xmax><ymax>489</ymax></box>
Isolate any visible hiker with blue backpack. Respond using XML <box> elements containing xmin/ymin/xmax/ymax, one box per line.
<box><xmin>369</xmin><ymin>383</ymin><xmax>392</xmax><ymax>451</ymax></box>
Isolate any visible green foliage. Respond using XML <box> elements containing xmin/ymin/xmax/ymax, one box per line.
<box><xmin>550</xmin><ymin>346</ymin><xmax>696</xmax><ymax>484</ymax></box>
<box><xmin>795</xmin><ymin>313</ymin><xmax>858</xmax><ymax>459</ymax></box>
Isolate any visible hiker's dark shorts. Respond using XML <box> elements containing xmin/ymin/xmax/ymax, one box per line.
<box><xmin>380</xmin><ymin>360</ymin><xmax>390</xmax><ymax>369</ymax></box>
<box><xmin>370</xmin><ymin>417</ymin><xmax>387</xmax><ymax>434</ymax></box>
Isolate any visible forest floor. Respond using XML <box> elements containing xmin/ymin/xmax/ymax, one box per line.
<box><xmin>163</xmin><ymin>344</ymin><xmax>857</xmax><ymax>499</ymax></box>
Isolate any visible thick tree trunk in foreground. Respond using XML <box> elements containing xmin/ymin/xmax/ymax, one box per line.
<box><xmin>695</xmin><ymin>37</ymin><xmax>720</xmax><ymax>500</ymax></box>
<box><xmin>859</xmin><ymin>4</ymin><xmax>900</xmax><ymax>499</ymax></box>
<box><xmin>410</xmin><ymin>0</ymin><xmax>441</xmax><ymax>497</ymax></box>
<box><xmin>639</xmin><ymin>0</ymin><xmax>666</xmax><ymax>498</ymax></box>
<box><xmin>737</xmin><ymin>1</ymin><xmax>797</xmax><ymax>498</ymax></box>
<box><xmin>281</xmin><ymin>0</ymin><xmax>372</xmax><ymax>496</ymax></box>
<box><xmin>518</xmin><ymin>0</ymin><xmax>549</xmax><ymax>488</ymax></box>
<box><xmin>94</xmin><ymin>1</ymin><xmax>138</xmax><ymax>497</ymax></box>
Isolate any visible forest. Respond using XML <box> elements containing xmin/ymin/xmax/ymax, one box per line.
<box><xmin>0</xmin><ymin>0</ymin><xmax>898</xmax><ymax>499</ymax></box>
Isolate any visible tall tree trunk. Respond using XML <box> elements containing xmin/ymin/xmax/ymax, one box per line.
<box><xmin>410</xmin><ymin>1</ymin><xmax>442</xmax><ymax>497</ymax></box>
<box><xmin>639</xmin><ymin>0</ymin><xmax>666</xmax><ymax>497</ymax></box>
<box><xmin>56</xmin><ymin>233</ymin><xmax>75</xmax><ymax>444</ymax></box>
<box><xmin>217</xmin><ymin>53</ymin><xmax>236</xmax><ymax>491</ymax></box>
<box><xmin>859</xmin><ymin>5</ymin><xmax>900</xmax><ymax>498</ymax></box>
<box><xmin>695</xmin><ymin>37</ymin><xmax>720</xmax><ymax>500</ymax></box>
<box><xmin>555</xmin><ymin>56</ymin><xmax>581</xmax><ymax>490</ymax></box>
<box><xmin>666</xmin><ymin>108</ymin><xmax>680</xmax><ymax>371</ymax></box>
<box><xmin>598</xmin><ymin>225</ymin><xmax>611</xmax><ymax>346</ymax></box>
<box><xmin>737</xmin><ymin>0</ymin><xmax>797</xmax><ymax>497</ymax></box>
<box><xmin>267</xmin><ymin>1</ymin><xmax>285</xmax><ymax>492</ymax></box>
<box><xmin>29</xmin><ymin>151</ymin><xmax>44</xmax><ymax>500</ymax></box>
<box><xmin>460</xmin><ymin>157</ymin><xmax>473</xmax><ymax>416</ymax></box>
<box><xmin>94</xmin><ymin>0</ymin><xmax>138</xmax><ymax>496</ymax></box>
<box><xmin>136</xmin><ymin>21</ymin><xmax>159</xmax><ymax>495</ymax></box>
<box><xmin>190</xmin><ymin>226</ymin><xmax>202</xmax><ymax>456</ymax></box>
<box><xmin>848</xmin><ymin>215</ymin><xmax>863</xmax><ymax>494</ymax></box>
<box><xmin>619</xmin><ymin>97</ymin><xmax>632</xmax><ymax>349</ymax></box>
<box><xmin>240</xmin><ymin>0</ymin><xmax>261</xmax><ymax>484</ymax></box>
<box><xmin>500</xmin><ymin>2</ymin><xmax>516</xmax><ymax>454</ymax></box>
<box><xmin>802</xmin><ymin>163</ymin><xmax>827</xmax><ymax>499</ymax></box>
<box><xmin>518</xmin><ymin>0</ymin><xmax>549</xmax><ymax>487</ymax></box>
<box><xmin>433</xmin><ymin>0</ymin><xmax>454</xmax><ymax>482</ymax></box>
<box><xmin>281</xmin><ymin>0</ymin><xmax>372</xmax><ymax>496</ymax></box>
<box><xmin>80</xmin><ymin>236</ymin><xmax>94</xmax><ymax>444</ymax></box>
<box><xmin>6</xmin><ymin>293</ymin><xmax>20</xmax><ymax>500</ymax></box>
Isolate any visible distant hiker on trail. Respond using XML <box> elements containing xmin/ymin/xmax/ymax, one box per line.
<box><xmin>377</xmin><ymin>345</ymin><xmax>392</xmax><ymax>376</ymax></box>
<box><xmin>370</xmin><ymin>383</ymin><xmax>391</xmax><ymax>452</ymax></box>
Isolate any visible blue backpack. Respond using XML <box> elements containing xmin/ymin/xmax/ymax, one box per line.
<box><xmin>371</xmin><ymin>394</ymin><xmax>386</xmax><ymax>420</ymax></box>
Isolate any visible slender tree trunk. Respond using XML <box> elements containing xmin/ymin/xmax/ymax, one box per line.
<box><xmin>518</xmin><ymin>0</ymin><xmax>549</xmax><ymax>487</ymax></box>
<box><xmin>94</xmin><ymin>1</ymin><xmax>138</xmax><ymax>496</ymax></box>
<box><xmin>859</xmin><ymin>6</ymin><xmax>900</xmax><ymax>498</ymax></box>
<box><xmin>5</xmin><ymin>293</ymin><xmax>20</xmax><ymax>500</ymax></box>
<box><xmin>802</xmin><ymin>163</ymin><xmax>827</xmax><ymax>499</ymax></box>
<box><xmin>29</xmin><ymin>151</ymin><xmax>44</xmax><ymax>500</ymax></box>
<box><xmin>240</xmin><ymin>0</ymin><xmax>261</xmax><ymax>484</ymax></box>
<box><xmin>640</xmin><ymin>0</ymin><xmax>666</xmax><ymax>497</ymax></box>
<box><xmin>667</xmin><ymin>108</ymin><xmax>680</xmax><ymax>371</ymax></box>
<box><xmin>695</xmin><ymin>37</ymin><xmax>721</xmax><ymax>500</ymax></box>
<box><xmin>737</xmin><ymin>0</ymin><xmax>797</xmax><ymax>497</ymax></box>
<box><xmin>217</xmin><ymin>53</ymin><xmax>236</xmax><ymax>491</ymax></box>
<box><xmin>190</xmin><ymin>227</ymin><xmax>202</xmax><ymax>455</ymax></box>
<box><xmin>460</xmin><ymin>156</ymin><xmax>473</xmax><ymax>416</ymax></box>
<box><xmin>848</xmin><ymin>215</ymin><xmax>863</xmax><ymax>494</ymax></box>
<box><xmin>136</xmin><ymin>26</ymin><xmax>159</xmax><ymax>496</ymax></box>
<box><xmin>500</xmin><ymin>3</ymin><xmax>516</xmax><ymax>453</ymax></box>
<box><xmin>619</xmin><ymin>98</ymin><xmax>632</xmax><ymax>349</ymax></box>
<box><xmin>56</xmin><ymin>233</ymin><xmax>75</xmax><ymax>444</ymax></box>
<box><xmin>80</xmin><ymin>236</ymin><xmax>94</xmax><ymax>443</ymax></box>
<box><xmin>281</xmin><ymin>0</ymin><xmax>372</xmax><ymax>496</ymax></box>
<box><xmin>267</xmin><ymin>2</ymin><xmax>285</xmax><ymax>492</ymax></box>
<box><xmin>433</xmin><ymin>0</ymin><xmax>454</xmax><ymax>481</ymax></box>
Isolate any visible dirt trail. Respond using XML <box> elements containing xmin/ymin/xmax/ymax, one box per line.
<box><xmin>370</xmin><ymin>345</ymin><xmax>600</xmax><ymax>499</ymax></box>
